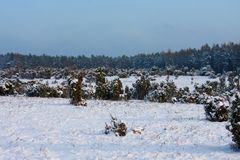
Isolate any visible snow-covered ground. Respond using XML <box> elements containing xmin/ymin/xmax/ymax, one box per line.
<box><xmin>0</xmin><ymin>96</ymin><xmax>237</xmax><ymax>160</ymax></box>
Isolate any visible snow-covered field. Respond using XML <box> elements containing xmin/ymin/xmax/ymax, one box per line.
<box><xmin>0</xmin><ymin>96</ymin><xmax>238</xmax><ymax>160</ymax></box>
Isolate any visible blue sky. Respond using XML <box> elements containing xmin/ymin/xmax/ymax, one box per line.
<box><xmin>0</xmin><ymin>0</ymin><xmax>239</xmax><ymax>56</ymax></box>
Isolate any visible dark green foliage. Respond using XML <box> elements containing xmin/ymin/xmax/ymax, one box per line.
<box><xmin>132</xmin><ymin>76</ymin><xmax>151</xmax><ymax>100</ymax></box>
<box><xmin>95</xmin><ymin>68</ymin><xmax>124</xmax><ymax>100</ymax></box>
<box><xmin>162</xmin><ymin>81</ymin><xmax>177</xmax><ymax>102</ymax></box>
<box><xmin>110</xmin><ymin>78</ymin><xmax>123</xmax><ymax>100</ymax></box>
<box><xmin>1</xmin><ymin>42</ymin><xmax>240</xmax><ymax>74</ymax></box>
<box><xmin>26</xmin><ymin>84</ymin><xmax>62</xmax><ymax>97</ymax></box>
<box><xmin>95</xmin><ymin>68</ymin><xmax>110</xmax><ymax>100</ymax></box>
<box><xmin>226</xmin><ymin>92</ymin><xmax>240</xmax><ymax>149</ymax></box>
<box><xmin>204</xmin><ymin>97</ymin><xmax>229</xmax><ymax>122</ymax></box>
<box><xmin>70</xmin><ymin>73</ymin><xmax>86</xmax><ymax>106</ymax></box>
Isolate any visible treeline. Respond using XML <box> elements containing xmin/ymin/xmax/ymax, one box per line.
<box><xmin>0</xmin><ymin>42</ymin><xmax>240</xmax><ymax>73</ymax></box>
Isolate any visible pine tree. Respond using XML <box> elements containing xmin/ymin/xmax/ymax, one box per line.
<box><xmin>70</xmin><ymin>73</ymin><xmax>86</xmax><ymax>106</ymax></box>
<box><xmin>133</xmin><ymin>76</ymin><xmax>151</xmax><ymax>100</ymax></box>
<box><xmin>111</xmin><ymin>78</ymin><xmax>123</xmax><ymax>100</ymax></box>
<box><xmin>95</xmin><ymin>68</ymin><xmax>109</xmax><ymax>99</ymax></box>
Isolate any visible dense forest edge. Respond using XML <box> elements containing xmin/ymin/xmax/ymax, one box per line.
<box><xmin>0</xmin><ymin>42</ymin><xmax>240</xmax><ymax>73</ymax></box>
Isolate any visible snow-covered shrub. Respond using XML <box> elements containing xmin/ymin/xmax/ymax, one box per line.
<box><xmin>175</xmin><ymin>87</ymin><xmax>197</xmax><ymax>103</ymax></box>
<box><xmin>105</xmin><ymin>115</ymin><xmax>127</xmax><ymax>136</ymax></box>
<box><xmin>4</xmin><ymin>80</ymin><xmax>15</xmax><ymax>95</ymax></box>
<box><xmin>18</xmin><ymin>67</ymin><xmax>53</xmax><ymax>79</ymax></box>
<box><xmin>147</xmin><ymin>81</ymin><xmax>177</xmax><ymax>103</ymax></box>
<box><xmin>26</xmin><ymin>83</ymin><xmax>63</xmax><ymax>98</ymax></box>
<box><xmin>204</xmin><ymin>96</ymin><xmax>229</xmax><ymax>122</ymax></box>
<box><xmin>109</xmin><ymin>78</ymin><xmax>123</xmax><ymax>100</ymax></box>
<box><xmin>175</xmin><ymin>87</ymin><xmax>206</xmax><ymax>104</ymax></box>
<box><xmin>95</xmin><ymin>68</ymin><xmax>110</xmax><ymax>100</ymax></box>
<box><xmin>147</xmin><ymin>88</ymin><xmax>166</xmax><ymax>102</ymax></box>
<box><xmin>194</xmin><ymin>92</ymin><xmax>209</xmax><ymax>104</ymax></box>
<box><xmin>0</xmin><ymin>84</ymin><xmax>7</xmax><ymax>95</ymax></box>
<box><xmin>117</xmin><ymin>69</ymin><xmax>129</xmax><ymax>78</ymax></box>
<box><xmin>194</xmin><ymin>83</ymin><xmax>209</xmax><ymax>95</ymax></box>
<box><xmin>132</xmin><ymin>76</ymin><xmax>151</xmax><ymax>100</ymax></box>
<box><xmin>200</xmin><ymin>65</ymin><xmax>215</xmax><ymax>76</ymax></box>
<box><xmin>173</xmin><ymin>70</ymin><xmax>184</xmax><ymax>76</ymax></box>
<box><xmin>194</xmin><ymin>81</ymin><xmax>219</xmax><ymax>96</ymax></box>
<box><xmin>95</xmin><ymin>69</ymin><xmax>125</xmax><ymax>100</ymax></box>
<box><xmin>0</xmin><ymin>80</ymin><xmax>18</xmax><ymax>95</ymax></box>
<box><xmin>233</xmin><ymin>76</ymin><xmax>240</xmax><ymax>91</ymax></box>
<box><xmin>208</xmin><ymin>81</ymin><xmax>219</xmax><ymax>92</ymax></box>
<box><xmin>68</xmin><ymin>76</ymin><xmax>89</xmax><ymax>100</ymax></box>
<box><xmin>226</xmin><ymin>92</ymin><xmax>240</xmax><ymax>149</ymax></box>
<box><xmin>26</xmin><ymin>84</ymin><xmax>42</xmax><ymax>97</ymax></box>
<box><xmin>70</xmin><ymin>73</ymin><xmax>87</xmax><ymax>106</ymax></box>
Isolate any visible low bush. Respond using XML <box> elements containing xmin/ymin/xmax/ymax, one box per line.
<box><xmin>204</xmin><ymin>96</ymin><xmax>229</xmax><ymax>122</ymax></box>
<box><xmin>105</xmin><ymin>115</ymin><xmax>127</xmax><ymax>136</ymax></box>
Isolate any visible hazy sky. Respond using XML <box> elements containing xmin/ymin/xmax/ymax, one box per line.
<box><xmin>0</xmin><ymin>0</ymin><xmax>239</xmax><ymax>56</ymax></box>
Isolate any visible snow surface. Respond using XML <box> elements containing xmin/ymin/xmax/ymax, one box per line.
<box><xmin>0</xmin><ymin>96</ymin><xmax>238</xmax><ymax>160</ymax></box>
